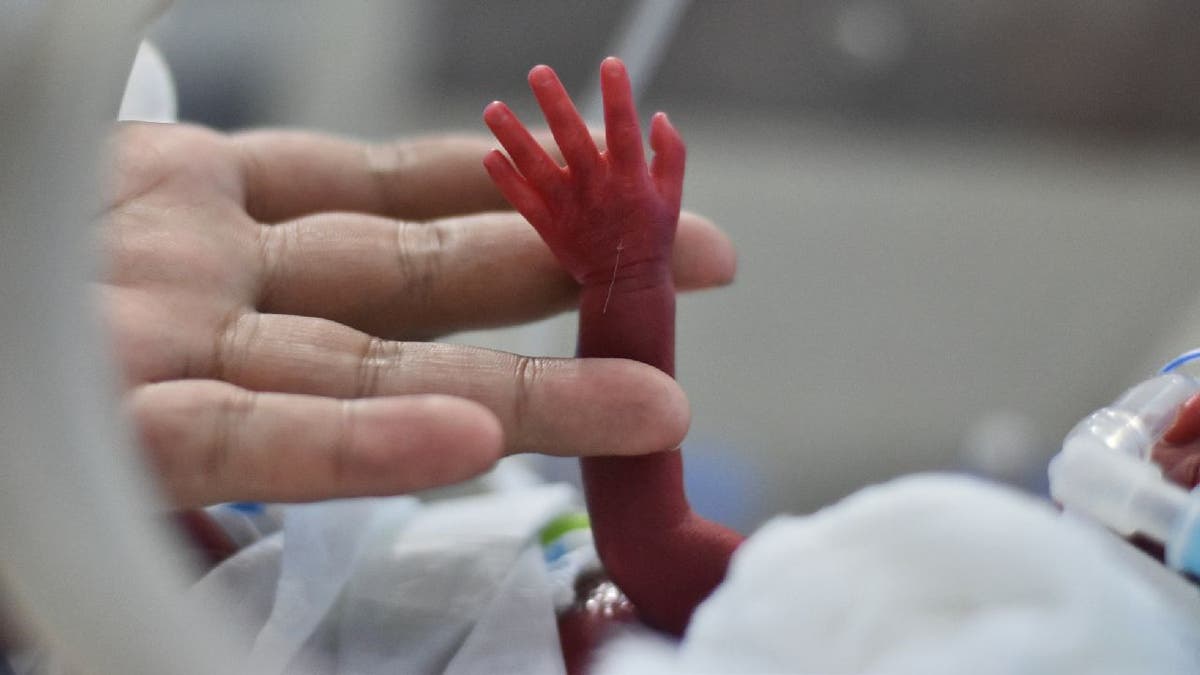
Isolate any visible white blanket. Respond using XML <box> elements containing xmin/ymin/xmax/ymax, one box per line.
<box><xmin>597</xmin><ymin>474</ymin><xmax>1200</xmax><ymax>674</ymax></box>
<box><xmin>189</xmin><ymin>484</ymin><xmax>577</xmax><ymax>675</ymax></box>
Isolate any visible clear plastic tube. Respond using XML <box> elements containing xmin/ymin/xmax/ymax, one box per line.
<box><xmin>1061</xmin><ymin>374</ymin><xmax>1200</xmax><ymax>460</ymax></box>
<box><xmin>1049</xmin><ymin>434</ymin><xmax>1187</xmax><ymax>538</ymax></box>
<box><xmin>1049</xmin><ymin>372</ymin><xmax>1200</xmax><ymax>577</ymax></box>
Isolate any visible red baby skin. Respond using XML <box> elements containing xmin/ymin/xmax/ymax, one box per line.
<box><xmin>484</xmin><ymin>57</ymin><xmax>744</xmax><ymax>642</ymax></box>
<box><xmin>1155</xmin><ymin>393</ymin><xmax>1200</xmax><ymax>489</ymax></box>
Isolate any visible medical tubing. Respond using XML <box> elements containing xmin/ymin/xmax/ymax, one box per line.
<box><xmin>1160</xmin><ymin>348</ymin><xmax>1200</xmax><ymax>375</ymax></box>
<box><xmin>1048</xmin><ymin>372</ymin><xmax>1200</xmax><ymax>577</ymax></box>
<box><xmin>1166</xmin><ymin>490</ymin><xmax>1200</xmax><ymax>574</ymax></box>
<box><xmin>1049</xmin><ymin>439</ymin><xmax>1188</xmax><ymax>539</ymax></box>
<box><xmin>1070</xmin><ymin>374</ymin><xmax>1200</xmax><ymax>459</ymax></box>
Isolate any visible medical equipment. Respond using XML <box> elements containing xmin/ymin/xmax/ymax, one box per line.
<box><xmin>1048</xmin><ymin>357</ymin><xmax>1200</xmax><ymax>576</ymax></box>
<box><xmin>7</xmin><ymin>0</ymin><xmax>1200</xmax><ymax>672</ymax></box>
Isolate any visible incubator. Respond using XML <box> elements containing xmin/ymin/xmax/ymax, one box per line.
<box><xmin>1049</xmin><ymin>357</ymin><xmax>1200</xmax><ymax>576</ymax></box>
<box><xmin>6</xmin><ymin>2</ymin><xmax>1200</xmax><ymax>674</ymax></box>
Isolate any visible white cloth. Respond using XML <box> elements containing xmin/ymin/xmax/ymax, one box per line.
<box><xmin>190</xmin><ymin>484</ymin><xmax>578</xmax><ymax>675</ymax></box>
<box><xmin>596</xmin><ymin>474</ymin><xmax>1200</xmax><ymax>675</ymax></box>
<box><xmin>118</xmin><ymin>40</ymin><xmax>177</xmax><ymax>123</ymax></box>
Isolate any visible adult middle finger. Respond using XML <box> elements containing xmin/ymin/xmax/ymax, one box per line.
<box><xmin>253</xmin><ymin>210</ymin><xmax>736</xmax><ymax>340</ymax></box>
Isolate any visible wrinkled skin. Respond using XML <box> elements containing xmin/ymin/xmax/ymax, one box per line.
<box><xmin>100</xmin><ymin>123</ymin><xmax>737</xmax><ymax>507</ymax></box>
<box><xmin>484</xmin><ymin>62</ymin><xmax>682</xmax><ymax>289</ymax></box>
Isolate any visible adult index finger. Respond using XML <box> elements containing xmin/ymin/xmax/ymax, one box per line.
<box><xmin>192</xmin><ymin>313</ymin><xmax>692</xmax><ymax>460</ymax></box>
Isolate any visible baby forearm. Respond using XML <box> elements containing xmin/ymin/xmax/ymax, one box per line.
<box><xmin>577</xmin><ymin>278</ymin><xmax>675</xmax><ymax>375</ymax></box>
<box><xmin>577</xmin><ymin>278</ymin><xmax>742</xmax><ymax>635</ymax></box>
<box><xmin>580</xmin><ymin>451</ymin><xmax>742</xmax><ymax>635</ymax></box>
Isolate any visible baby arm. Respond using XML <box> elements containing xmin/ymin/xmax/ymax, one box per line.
<box><xmin>484</xmin><ymin>58</ymin><xmax>743</xmax><ymax>635</ymax></box>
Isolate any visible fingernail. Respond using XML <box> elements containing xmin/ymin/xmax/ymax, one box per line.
<box><xmin>529</xmin><ymin>65</ymin><xmax>554</xmax><ymax>84</ymax></box>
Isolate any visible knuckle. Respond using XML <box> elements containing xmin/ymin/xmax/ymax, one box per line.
<box><xmin>205</xmin><ymin>387</ymin><xmax>256</xmax><ymax>483</ymax></box>
<box><xmin>124</xmin><ymin>384</ymin><xmax>175</xmax><ymax>459</ymax></box>
<box><xmin>331</xmin><ymin>400</ymin><xmax>358</xmax><ymax>487</ymax></box>
<box><xmin>363</xmin><ymin>139</ymin><xmax>419</xmax><ymax>216</ymax></box>
<box><xmin>510</xmin><ymin>355</ymin><xmax>542</xmax><ymax>443</ymax></box>
<box><xmin>253</xmin><ymin>223</ymin><xmax>291</xmax><ymax>310</ymax></box>
<box><xmin>210</xmin><ymin>310</ymin><xmax>259</xmax><ymax>382</ymax></box>
<box><xmin>391</xmin><ymin>220</ymin><xmax>447</xmax><ymax>309</ymax></box>
<box><xmin>110</xmin><ymin>123</ymin><xmax>235</xmax><ymax>206</ymax></box>
<box><xmin>355</xmin><ymin>336</ymin><xmax>403</xmax><ymax>398</ymax></box>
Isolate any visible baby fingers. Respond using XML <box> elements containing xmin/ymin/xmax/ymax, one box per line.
<box><xmin>483</xmin><ymin>149</ymin><xmax>552</xmax><ymax>232</ymax></box>
<box><xmin>599</xmin><ymin>57</ymin><xmax>648</xmax><ymax>175</ymax></box>
<box><xmin>528</xmin><ymin>64</ymin><xmax>602</xmax><ymax>177</ymax></box>
<box><xmin>483</xmin><ymin>101</ymin><xmax>565</xmax><ymax>192</ymax></box>
<box><xmin>650</xmin><ymin>112</ymin><xmax>686</xmax><ymax>208</ymax></box>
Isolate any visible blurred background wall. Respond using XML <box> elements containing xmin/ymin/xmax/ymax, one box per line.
<box><xmin>149</xmin><ymin>0</ymin><xmax>1200</xmax><ymax>531</ymax></box>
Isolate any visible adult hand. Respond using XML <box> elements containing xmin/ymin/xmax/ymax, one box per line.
<box><xmin>101</xmin><ymin>123</ymin><xmax>736</xmax><ymax>507</ymax></box>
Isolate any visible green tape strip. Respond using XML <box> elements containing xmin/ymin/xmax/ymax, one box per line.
<box><xmin>539</xmin><ymin>511</ymin><xmax>591</xmax><ymax>547</ymax></box>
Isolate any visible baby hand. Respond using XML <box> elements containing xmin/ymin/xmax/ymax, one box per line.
<box><xmin>483</xmin><ymin>57</ymin><xmax>685</xmax><ymax>290</ymax></box>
